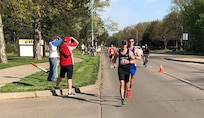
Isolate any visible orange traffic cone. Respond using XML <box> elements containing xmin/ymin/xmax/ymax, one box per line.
<box><xmin>159</xmin><ymin>64</ymin><xmax>164</xmax><ymax>72</ymax></box>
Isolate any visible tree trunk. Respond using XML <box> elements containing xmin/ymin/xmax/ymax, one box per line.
<box><xmin>0</xmin><ymin>14</ymin><xmax>8</xmax><ymax>63</ymax></box>
<box><xmin>180</xmin><ymin>38</ymin><xmax>183</xmax><ymax>50</ymax></box>
<box><xmin>33</xmin><ymin>18</ymin><xmax>42</xmax><ymax>60</ymax></box>
<box><xmin>162</xmin><ymin>36</ymin><xmax>167</xmax><ymax>49</ymax></box>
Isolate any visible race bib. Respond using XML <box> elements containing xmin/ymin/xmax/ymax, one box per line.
<box><xmin>120</xmin><ymin>59</ymin><xmax>126</xmax><ymax>65</ymax></box>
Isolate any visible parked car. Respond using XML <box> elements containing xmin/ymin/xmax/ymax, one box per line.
<box><xmin>135</xmin><ymin>46</ymin><xmax>143</xmax><ymax>56</ymax></box>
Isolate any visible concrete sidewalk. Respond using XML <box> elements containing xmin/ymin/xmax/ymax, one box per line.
<box><xmin>0</xmin><ymin>55</ymin><xmax>204</xmax><ymax>100</ymax></box>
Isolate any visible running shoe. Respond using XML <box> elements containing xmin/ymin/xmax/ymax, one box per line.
<box><xmin>126</xmin><ymin>90</ymin><xmax>131</xmax><ymax>98</ymax></box>
<box><xmin>68</xmin><ymin>92</ymin><xmax>75</xmax><ymax>97</ymax></box>
<box><xmin>130</xmin><ymin>89</ymin><xmax>132</xmax><ymax>97</ymax></box>
<box><xmin>54</xmin><ymin>86</ymin><xmax>60</xmax><ymax>89</ymax></box>
<box><xmin>121</xmin><ymin>99</ymin><xmax>126</xmax><ymax>105</ymax></box>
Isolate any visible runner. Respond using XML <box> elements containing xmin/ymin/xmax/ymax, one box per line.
<box><xmin>126</xmin><ymin>38</ymin><xmax>141</xmax><ymax>98</ymax></box>
<box><xmin>108</xmin><ymin>43</ymin><xmax>117</xmax><ymax>68</ymax></box>
<box><xmin>142</xmin><ymin>44</ymin><xmax>150</xmax><ymax>67</ymax></box>
<box><xmin>116</xmin><ymin>40</ymin><xmax>136</xmax><ymax>105</ymax></box>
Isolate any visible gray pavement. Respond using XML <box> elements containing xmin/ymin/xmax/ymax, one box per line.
<box><xmin>0</xmin><ymin>55</ymin><xmax>204</xmax><ymax>100</ymax></box>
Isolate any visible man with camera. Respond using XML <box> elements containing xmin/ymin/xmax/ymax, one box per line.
<box><xmin>55</xmin><ymin>36</ymin><xmax>79</xmax><ymax>97</ymax></box>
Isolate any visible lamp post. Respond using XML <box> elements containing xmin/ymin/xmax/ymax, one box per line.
<box><xmin>135</xmin><ymin>28</ymin><xmax>138</xmax><ymax>45</ymax></box>
<box><xmin>91</xmin><ymin>0</ymin><xmax>94</xmax><ymax>46</ymax></box>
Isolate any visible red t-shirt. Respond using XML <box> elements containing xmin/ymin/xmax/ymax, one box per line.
<box><xmin>109</xmin><ymin>47</ymin><xmax>115</xmax><ymax>56</ymax></box>
<box><xmin>59</xmin><ymin>42</ymin><xmax>78</xmax><ymax>66</ymax></box>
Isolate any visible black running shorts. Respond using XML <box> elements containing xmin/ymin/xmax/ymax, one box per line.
<box><xmin>118</xmin><ymin>67</ymin><xmax>130</xmax><ymax>82</ymax></box>
<box><xmin>60</xmin><ymin>65</ymin><xmax>73</xmax><ymax>79</ymax></box>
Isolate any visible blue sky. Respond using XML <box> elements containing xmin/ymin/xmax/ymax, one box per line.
<box><xmin>99</xmin><ymin>0</ymin><xmax>172</xmax><ymax>34</ymax></box>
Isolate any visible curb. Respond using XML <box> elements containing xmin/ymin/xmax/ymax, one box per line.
<box><xmin>0</xmin><ymin>84</ymin><xmax>97</xmax><ymax>100</ymax></box>
<box><xmin>164</xmin><ymin>58</ymin><xmax>204</xmax><ymax>64</ymax></box>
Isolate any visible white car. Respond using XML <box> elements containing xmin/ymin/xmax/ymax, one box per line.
<box><xmin>135</xmin><ymin>46</ymin><xmax>143</xmax><ymax>56</ymax></box>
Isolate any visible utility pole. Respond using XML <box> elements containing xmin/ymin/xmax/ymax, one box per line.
<box><xmin>135</xmin><ymin>28</ymin><xmax>138</xmax><ymax>45</ymax></box>
<box><xmin>91</xmin><ymin>0</ymin><xmax>94</xmax><ymax>46</ymax></box>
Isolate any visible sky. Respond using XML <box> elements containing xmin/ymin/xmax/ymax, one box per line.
<box><xmin>99</xmin><ymin>0</ymin><xmax>172</xmax><ymax>35</ymax></box>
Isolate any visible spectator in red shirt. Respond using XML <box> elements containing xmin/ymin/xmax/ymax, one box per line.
<box><xmin>55</xmin><ymin>36</ymin><xmax>79</xmax><ymax>97</ymax></box>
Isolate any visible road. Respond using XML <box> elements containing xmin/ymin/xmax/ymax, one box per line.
<box><xmin>0</xmin><ymin>51</ymin><xmax>204</xmax><ymax>118</ymax></box>
<box><xmin>100</xmin><ymin>52</ymin><xmax>204</xmax><ymax>118</ymax></box>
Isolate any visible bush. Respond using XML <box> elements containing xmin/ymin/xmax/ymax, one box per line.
<box><xmin>6</xmin><ymin>42</ymin><xmax>17</xmax><ymax>53</ymax></box>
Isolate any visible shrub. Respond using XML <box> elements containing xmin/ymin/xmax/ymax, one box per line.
<box><xmin>6</xmin><ymin>42</ymin><xmax>17</xmax><ymax>53</ymax></box>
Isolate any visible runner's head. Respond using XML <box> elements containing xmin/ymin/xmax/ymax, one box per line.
<box><xmin>52</xmin><ymin>36</ymin><xmax>58</xmax><ymax>41</ymax></box>
<box><xmin>128</xmin><ymin>38</ymin><xmax>135</xmax><ymax>47</ymax></box>
<box><xmin>121</xmin><ymin>40</ymin><xmax>128</xmax><ymax>49</ymax></box>
<box><xmin>110</xmin><ymin>43</ymin><xmax>114</xmax><ymax>47</ymax></box>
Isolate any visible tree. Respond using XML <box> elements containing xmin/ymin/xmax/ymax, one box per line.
<box><xmin>182</xmin><ymin>0</ymin><xmax>204</xmax><ymax>52</ymax></box>
<box><xmin>173</xmin><ymin>0</ymin><xmax>204</xmax><ymax>52</ymax></box>
<box><xmin>1</xmin><ymin>0</ymin><xmax>77</xmax><ymax>60</ymax></box>
<box><xmin>79</xmin><ymin>0</ymin><xmax>111</xmax><ymax>46</ymax></box>
<box><xmin>0</xmin><ymin>1</ymin><xmax>8</xmax><ymax>63</ymax></box>
<box><xmin>134</xmin><ymin>22</ymin><xmax>150</xmax><ymax>45</ymax></box>
<box><xmin>0</xmin><ymin>14</ymin><xmax>7</xmax><ymax>63</ymax></box>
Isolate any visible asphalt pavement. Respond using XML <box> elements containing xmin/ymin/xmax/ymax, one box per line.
<box><xmin>0</xmin><ymin>55</ymin><xmax>204</xmax><ymax>100</ymax></box>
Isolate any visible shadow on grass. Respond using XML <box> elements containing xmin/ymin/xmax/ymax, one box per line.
<box><xmin>12</xmin><ymin>82</ymin><xmax>34</xmax><ymax>86</ymax></box>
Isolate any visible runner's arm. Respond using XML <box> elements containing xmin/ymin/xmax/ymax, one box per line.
<box><xmin>135</xmin><ymin>48</ymin><xmax>142</xmax><ymax>60</ymax></box>
<box><xmin>123</xmin><ymin>51</ymin><xmax>136</xmax><ymax>64</ymax></box>
<box><xmin>107</xmin><ymin>47</ymin><xmax>110</xmax><ymax>54</ymax></box>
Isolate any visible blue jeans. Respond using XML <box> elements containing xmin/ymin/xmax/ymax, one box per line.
<box><xmin>47</xmin><ymin>57</ymin><xmax>58</xmax><ymax>81</ymax></box>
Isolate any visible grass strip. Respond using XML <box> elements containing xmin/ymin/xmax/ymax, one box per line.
<box><xmin>0</xmin><ymin>53</ymin><xmax>49</xmax><ymax>69</ymax></box>
<box><xmin>0</xmin><ymin>49</ymin><xmax>100</xmax><ymax>93</ymax></box>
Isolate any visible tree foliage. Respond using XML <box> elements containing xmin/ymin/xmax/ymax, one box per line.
<box><xmin>0</xmin><ymin>0</ymin><xmax>112</xmax><ymax>62</ymax></box>
<box><xmin>177</xmin><ymin>0</ymin><xmax>204</xmax><ymax>52</ymax></box>
<box><xmin>108</xmin><ymin>0</ymin><xmax>204</xmax><ymax>53</ymax></box>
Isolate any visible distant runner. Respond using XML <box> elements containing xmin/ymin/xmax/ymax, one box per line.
<box><xmin>142</xmin><ymin>44</ymin><xmax>150</xmax><ymax>67</ymax></box>
<box><xmin>108</xmin><ymin>43</ymin><xmax>117</xmax><ymax>68</ymax></box>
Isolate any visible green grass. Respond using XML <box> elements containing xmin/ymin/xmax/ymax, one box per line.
<box><xmin>0</xmin><ymin>53</ymin><xmax>49</xmax><ymax>69</ymax></box>
<box><xmin>0</xmin><ymin>49</ymin><xmax>100</xmax><ymax>93</ymax></box>
<box><xmin>153</xmin><ymin>49</ymin><xmax>204</xmax><ymax>55</ymax></box>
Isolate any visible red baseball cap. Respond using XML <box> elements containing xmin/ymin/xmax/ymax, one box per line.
<box><xmin>64</xmin><ymin>37</ymin><xmax>71</xmax><ymax>42</ymax></box>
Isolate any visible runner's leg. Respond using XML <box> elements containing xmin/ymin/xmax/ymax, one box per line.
<box><xmin>120</xmin><ymin>80</ymin><xmax>126</xmax><ymax>105</ymax></box>
<box><xmin>143</xmin><ymin>55</ymin><xmax>145</xmax><ymax>65</ymax></box>
<box><xmin>110</xmin><ymin>55</ymin><xmax>114</xmax><ymax>68</ymax></box>
<box><xmin>120</xmin><ymin>80</ymin><xmax>125</xmax><ymax>99</ymax></box>
<box><xmin>126</xmin><ymin>74</ymin><xmax>132</xmax><ymax>98</ymax></box>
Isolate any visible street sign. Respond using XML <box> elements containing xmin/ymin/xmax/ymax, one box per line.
<box><xmin>183</xmin><ymin>33</ymin><xmax>188</xmax><ymax>40</ymax></box>
<box><xmin>89</xmin><ymin>29</ymin><xmax>97</xmax><ymax>32</ymax></box>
